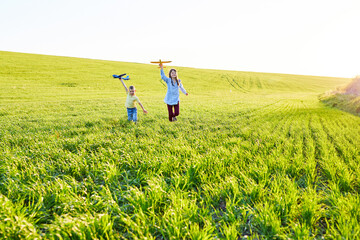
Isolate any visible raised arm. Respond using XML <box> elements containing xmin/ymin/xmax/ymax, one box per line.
<box><xmin>119</xmin><ymin>78</ymin><xmax>128</xmax><ymax>93</ymax></box>
<box><xmin>160</xmin><ymin>64</ymin><xmax>170</xmax><ymax>83</ymax></box>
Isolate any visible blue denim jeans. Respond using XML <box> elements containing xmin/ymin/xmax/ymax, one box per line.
<box><xmin>127</xmin><ymin>108</ymin><xmax>137</xmax><ymax>122</ymax></box>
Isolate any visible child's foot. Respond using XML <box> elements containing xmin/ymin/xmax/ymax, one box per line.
<box><xmin>172</xmin><ymin>117</ymin><xmax>177</xmax><ymax>121</ymax></box>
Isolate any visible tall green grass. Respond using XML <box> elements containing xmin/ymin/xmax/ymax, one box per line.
<box><xmin>1</xmin><ymin>51</ymin><xmax>359</xmax><ymax>239</ymax></box>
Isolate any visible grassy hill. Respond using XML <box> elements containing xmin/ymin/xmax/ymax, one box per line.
<box><xmin>1</xmin><ymin>51</ymin><xmax>359</xmax><ymax>239</ymax></box>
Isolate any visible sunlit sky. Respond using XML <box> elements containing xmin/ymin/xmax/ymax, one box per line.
<box><xmin>1</xmin><ymin>0</ymin><xmax>359</xmax><ymax>77</ymax></box>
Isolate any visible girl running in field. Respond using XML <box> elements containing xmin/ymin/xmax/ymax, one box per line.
<box><xmin>159</xmin><ymin>63</ymin><xmax>188</xmax><ymax>121</ymax></box>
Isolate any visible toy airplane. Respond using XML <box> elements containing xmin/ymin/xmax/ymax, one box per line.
<box><xmin>113</xmin><ymin>73</ymin><xmax>130</xmax><ymax>80</ymax></box>
<box><xmin>150</xmin><ymin>59</ymin><xmax>172</xmax><ymax>68</ymax></box>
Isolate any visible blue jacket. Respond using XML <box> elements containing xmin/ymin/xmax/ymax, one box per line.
<box><xmin>161</xmin><ymin>69</ymin><xmax>187</xmax><ymax>105</ymax></box>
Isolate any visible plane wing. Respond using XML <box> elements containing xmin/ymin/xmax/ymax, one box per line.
<box><xmin>150</xmin><ymin>61</ymin><xmax>172</xmax><ymax>64</ymax></box>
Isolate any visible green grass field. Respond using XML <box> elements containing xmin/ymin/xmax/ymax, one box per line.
<box><xmin>1</xmin><ymin>51</ymin><xmax>359</xmax><ymax>239</ymax></box>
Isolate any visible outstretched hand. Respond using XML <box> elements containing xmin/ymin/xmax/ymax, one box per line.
<box><xmin>159</xmin><ymin>63</ymin><xmax>163</xmax><ymax>69</ymax></box>
<box><xmin>143</xmin><ymin>110</ymin><xmax>148</xmax><ymax>114</ymax></box>
<box><xmin>186</xmin><ymin>93</ymin><xmax>189</xmax><ymax>96</ymax></box>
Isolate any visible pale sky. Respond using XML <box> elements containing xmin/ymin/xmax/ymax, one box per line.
<box><xmin>1</xmin><ymin>0</ymin><xmax>359</xmax><ymax>77</ymax></box>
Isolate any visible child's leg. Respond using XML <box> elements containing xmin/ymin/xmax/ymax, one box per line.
<box><xmin>174</xmin><ymin>102</ymin><xmax>180</xmax><ymax>117</ymax></box>
<box><xmin>133</xmin><ymin>108</ymin><xmax>138</xmax><ymax>122</ymax></box>
<box><xmin>167</xmin><ymin>104</ymin><xmax>174</xmax><ymax>121</ymax></box>
<box><xmin>127</xmin><ymin>108</ymin><xmax>132</xmax><ymax>121</ymax></box>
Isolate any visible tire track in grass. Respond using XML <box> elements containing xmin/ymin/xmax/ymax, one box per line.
<box><xmin>213</xmin><ymin>100</ymin><xmax>292</xmax><ymax>184</ymax></box>
<box><xmin>308</xmin><ymin>113</ymin><xmax>332</xmax><ymax>185</ymax></box>
<box><xmin>241</xmin><ymin>76</ymin><xmax>248</xmax><ymax>89</ymax></box>
<box><xmin>252</xmin><ymin>100</ymin><xmax>294</xmax><ymax>134</ymax></box>
<box><xmin>309</xmin><ymin>113</ymin><xmax>354</xmax><ymax>192</ymax></box>
<box><xmin>318</xmin><ymin>116</ymin><xmax>357</xmax><ymax>193</ymax></box>
<box><xmin>318</xmin><ymin>116</ymin><xmax>360</xmax><ymax>189</ymax></box>
<box><xmin>215</xmin><ymin>99</ymin><xmax>286</xmax><ymax>129</ymax></box>
<box><xmin>222</xmin><ymin>74</ymin><xmax>241</xmax><ymax>92</ymax></box>
<box><xmin>332</xmin><ymin>119</ymin><xmax>355</xmax><ymax>144</ymax></box>
<box><xmin>318</xmin><ymin>116</ymin><xmax>355</xmax><ymax>164</ymax></box>
<box><xmin>264</xmin><ymin>106</ymin><xmax>290</xmax><ymax>136</ymax></box>
<box><xmin>255</xmin><ymin>76</ymin><xmax>263</xmax><ymax>89</ymax></box>
<box><xmin>334</xmin><ymin>117</ymin><xmax>360</xmax><ymax>147</ymax></box>
<box><xmin>251</xmin><ymin>108</ymin><xmax>291</xmax><ymax>158</ymax></box>
<box><xmin>296</xmin><ymin>111</ymin><xmax>319</xmax><ymax>188</ymax></box>
<box><xmin>279</xmin><ymin>101</ymin><xmax>303</xmax><ymax>157</ymax></box>
<box><xmin>223</xmin><ymin>73</ymin><xmax>268</xmax><ymax>93</ymax></box>
<box><xmin>287</xmin><ymin>112</ymin><xmax>306</xmax><ymax>158</ymax></box>
<box><xmin>309</xmin><ymin>114</ymin><xmax>326</xmax><ymax>160</ymax></box>
<box><xmin>228</xmin><ymin>74</ymin><xmax>253</xmax><ymax>92</ymax></box>
<box><xmin>248</xmin><ymin>99</ymin><xmax>306</xmax><ymax>193</ymax></box>
<box><xmin>294</xmin><ymin>99</ymin><xmax>316</xmax><ymax>161</ymax></box>
<box><xmin>336</xmin><ymin>114</ymin><xmax>360</xmax><ymax>134</ymax></box>
<box><xmin>248</xmin><ymin>76</ymin><xmax>255</xmax><ymax>89</ymax></box>
<box><xmin>235</xmin><ymin>103</ymin><xmax>290</xmax><ymax>156</ymax></box>
<box><xmin>302</xmin><ymin>113</ymin><xmax>316</xmax><ymax>161</ymax></box>
<box><xmin>329</xmin><ymin>117</ymin><xmax>359</xmax><ymax>158</ymax></box>
<box><xmin>250</xmin><ymin>100</ymin><xmax>299</xmax><ymax>166</ymax></box>
<box><xmin>237</xmin><ymin>101</ymin><xmax>289</xmax><ymax>148</ymax></box>
<box><xmin>239</xmin><ymin>99</ymin><xmax>286</xmax><ymax>122</ymax></box>
<box><xmin>261</xmin><ymin>100</ymin><xmax>299</xmax><ymax>138</ymax></box>
<box><xmin>223</xmin><ymin>74</ymin><xmax>250</xmax><ymax>93</ymax></box>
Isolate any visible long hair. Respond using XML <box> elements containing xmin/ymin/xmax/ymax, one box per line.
<box><xmin>169</xmin><ymin>69</ymin><xmax>179</xmax><ymax>86</ymax></box>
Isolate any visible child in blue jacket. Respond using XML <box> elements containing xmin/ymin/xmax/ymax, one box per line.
<box><xmin>159</xmin><ymin>63</ymin><xmax>188</xmax><ymax>121</ymax></box>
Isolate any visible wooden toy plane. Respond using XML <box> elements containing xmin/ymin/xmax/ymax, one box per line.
<box><xmin>150</xmin><ymin>59</ymin><xmax>172</xmax><ymax>68</ymax></box>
